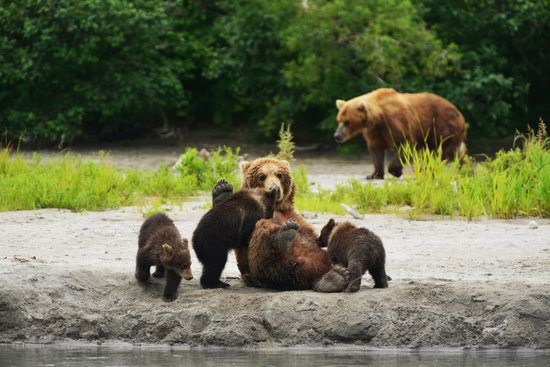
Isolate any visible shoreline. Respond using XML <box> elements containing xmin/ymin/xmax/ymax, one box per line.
<box><xmin>1</xmin><ymin>206</ymin><xmax>549</xmax><ymax>349</ymax></box>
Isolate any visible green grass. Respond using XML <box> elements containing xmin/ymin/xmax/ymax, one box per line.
<box><xmin>0</xmin><ymin>146</ymin><xmax>240</xmax><ymax>212</ymax></box>
<box><xmin>1</xmin><ymin>123</ymin><xmax>548</xmax><ymax>219</ymax></box>
<box><xmin>296</xmin><ymin>122</ymin><xmax>550</xmax><ymax>219</ymax></box>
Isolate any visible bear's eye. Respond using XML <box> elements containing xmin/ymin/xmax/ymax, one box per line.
<box><xmin>275</xmin><ymin>172</ymin><xmax>283</xmax><ymax>179</ymax></box>
<box><xmin>344</xmin><ymin>120</ymin><xmax>350</xmax><ymax>127</ymax></box>
<box><xmin>259</xmin><ymin>174</ymin><xmax>267</xmax><ymax>182</ymax></box>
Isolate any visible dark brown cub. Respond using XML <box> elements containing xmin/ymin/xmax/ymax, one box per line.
<box><xmin>136</xmin><ymin>213</ymin><xmax>193</xmax><ymax>302</ymax></box>
<box><xmin>318</xmin><ymin>219</ymin><xmax>388</xmax><ymax>292</ymax></box>
<box><xmin>192</xmin><ymin>184</ymin><xmax>279</xmax><ymax>289</ymax></box>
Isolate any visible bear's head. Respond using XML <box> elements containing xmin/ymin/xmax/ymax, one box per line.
<box><xmin>160</xmin><ymin>240</ymin><xmax>193</xmax><ymax>280</ymax></box>
<box><xmin>240</xmin><ymin>157</ymin><xmax>296</xmax><ymax>213</ymax></box>
<box><xmin>318</xmin><ymin>218</ymin><xmax>337</xmax><ymax>247</ymax></box>
<box><xmin>334</xmin><ymin>97</ymin><xmax>373</xmax><ymax>143</ymax></box>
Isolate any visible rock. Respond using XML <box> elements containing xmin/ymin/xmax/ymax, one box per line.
<box><xmin>528</xmin><ymin>221</ymin><xmax>538</xmax><ymax>229</ymax></box>
<box><xmin>198</xmin><ymin>148</ymin><xmax>210</xmax><ymax>160</ymax></box>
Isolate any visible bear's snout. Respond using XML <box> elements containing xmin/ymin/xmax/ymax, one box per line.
<box><xmin>268</xmin><ymin>183</ymin><xmax>283</xmax><ymax>201</ymax></box>
<box><xmin>334</xmin><ymin>132</ymin><xmax>343</xmax><ymax>143</ymax></box>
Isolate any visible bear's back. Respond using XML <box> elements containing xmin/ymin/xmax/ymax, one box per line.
<box><xmin>138</xmin><ymin>213</ymin><xmax>176</xmax><ymax>248</ymax></box>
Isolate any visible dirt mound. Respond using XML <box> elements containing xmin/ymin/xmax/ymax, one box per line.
<box><xmin>1</xmin><ymin>208</ymin><xmax>549</xmax><ymax>348</ymax></box>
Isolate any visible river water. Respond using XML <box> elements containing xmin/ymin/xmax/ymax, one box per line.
<box><xmin>1</xmin><ymin>345</ymin><xmax>548</xmax><ymax>367</ymax></box>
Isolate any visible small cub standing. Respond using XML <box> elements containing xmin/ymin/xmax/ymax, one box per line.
<box><xmin>136</xmin><ymin>213</ymin><xmax>193</xmax><ymax>302</ymax></box>
<box><xmin>193</xmin><ymin>181</ymin><xmax>279</xmax><ymax>289</ymax></box>
<box><xmin>318</xmin><ymin>219</ymin><xmax>388</xmax><ymax>292</ymax></box>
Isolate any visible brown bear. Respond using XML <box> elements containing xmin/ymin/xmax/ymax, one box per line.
<box><xmin>334</xmin><ymin>88</ymin><xmax>467</xmax><ymax>179</ymax></box>
<box><xmin>212</xmin><ymin>157</ymin><xmax>351</xmax><ymax>292</ymax></box>
<box><xmin>318</xmin><ymin>219</ymin><xmax>389</xmax><ymax>291</ymax></box>
<box><xmin>192</xmin><ymin>183</ymin><xmax>279</xmax><ymax>289</ymax></box>
<box><xmin>246</xmin><ymin>218</ymin><xmax>351</xmax><ymax>292</ymax></box>
<box><xmin>136</xmin><ymin>213</ymin><xmax>193</xmax><ymax>302</ymax></box>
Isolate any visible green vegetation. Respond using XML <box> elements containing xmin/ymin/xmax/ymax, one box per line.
<box><xmin>296</xmin><ymin>122</ymin><xmax>550</xmax><ymax>219</ymax></box>
<box><xmin>1</xmin><ymin>0</ymin><xmax>548</xmax><ymax>143</ymax></box>
<box><xmin>0</xmin><ymin>147</ymin><xmax>240</xmax><ymax>212</ymax></box>
<box><xmin>1</xmin><ymin>123</ymin><xmax>548</xmax><ymax>220</ymax></box>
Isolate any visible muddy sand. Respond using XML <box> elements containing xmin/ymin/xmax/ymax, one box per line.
<box><xmin>1</xmin><ymin>204</ymin><xmax>549</xmax><ymax>349</ymax></box>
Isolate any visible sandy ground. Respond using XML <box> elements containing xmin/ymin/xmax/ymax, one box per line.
<box><xmin>1</xmin><ymin>204</ymin><xmax>549</xmax><ymax>348</ymax></box>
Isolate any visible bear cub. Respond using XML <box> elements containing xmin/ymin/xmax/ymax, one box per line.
<box><xmin>193</xmin><ymin>180</ymin><xmax>279</xmax><ymax>289</ymax></box>
<box><xmin>136</xmin><ymin>213</ymin><xmax>193</xmax><ymax>302</ymax></box>
<box><xmin>318</xmin><ymin>219</ymin><xmax>388</xmax><ymax>292</ymax></box>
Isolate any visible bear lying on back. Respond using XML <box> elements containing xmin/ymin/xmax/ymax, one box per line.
<box><xmin>318</xmin><ymin>219</ymin><xmax>388</xmax><ymax>292</ymax></box>
<box><xmin>192</xmin><ymin>181</ymin><xmax>279</xmax><ymax>289</ymax></box>
<box><xmin>136</xmin><ymin>213</ymin><xmax>193</xmax><ymax>302</ymax></box>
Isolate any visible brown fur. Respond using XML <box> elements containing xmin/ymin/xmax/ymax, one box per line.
<box><xmin>240</xmin><ymin>158</ymin><xmax>334</xmax><ymax>289</ymax></box>
<box><xmin>247</xmin><ymin>219</ymin><xmax>332</xmax><ymax>290</ymax></box>
<box><xmin>136</xmin><ymin>213</ymin><xmax>192</xmax><ymax>302</ymax></box>
<box><xmin>319</xmin><ymin>219</ymin><xmax>388</xmax><ymax>291</ymax></box>
<box><xmin>335</xmin><ymin>88</ymin><xmax>467</xmax><ymax>179</ymax></box>
<box><xmin>240</xmin><ymin>158</ymin><xmax>318</xmax><ymax>242</ymax></box>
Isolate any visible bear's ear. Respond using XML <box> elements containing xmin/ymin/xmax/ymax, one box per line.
<box><xmin>240</xmin><ymin>161</ymin><xmax>251</xmax><ymax>176</ymax></box>
<box><xmin>327</xmin><ymin>218</ymin><xmax>336</xmax><ymax>228</ymax></box>
<box><xmin>336</xmin><ymin>99</ymin><xmax>346</xmax><ymax>110</ymax></box>
<box><xmin>162</xmin><ymin>244</ymin><xmax>174</xmax><ymax>258</ymax></box>
<box><xmin>358</xmin><ymin>101</ymin><xmax>366</xmax><ymax>112</ymax></box>
<box><xmin>181</xmin><ymin>238</ymin><xmax>189</xmax><ymax>248</ymax></box>
<box><xmin>280</xmin><ymin>159</ymin><xmax>291</xmax><ymax>169</ymax></box>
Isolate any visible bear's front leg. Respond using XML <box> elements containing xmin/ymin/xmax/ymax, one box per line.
<box><xmin>273</xmin><ymin>220</ymin><xmax>299</xmax><ymax>251</ymax></box>
<box><xmin>135</xmin><ymin>249</ymin><xmax>151</xmax><ymax>282</ymax></box>
<box><xmin>163</xmin><ymin>269</ymin><xmax>183</xmax><ymax>302</ymax></box>
<box><xmin>367</xmin><ymin>148</ymin><xmax>385</xmax><ymax>180</ymax></box>
<box><xmin>212</xmin><ymin>179</ymin><xmax>234</xmax><ymax>206</ymax></box>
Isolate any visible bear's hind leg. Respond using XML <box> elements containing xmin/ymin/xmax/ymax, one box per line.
<box><xmin>152</xmin><ymin>265</ymin><xmax>165</xmax><ymax>278</ymax></box>
<box><xmin>200</xmin><ymin>251</ymin><xmax>230</xmax><ymax>289</ymax></box>
<box><xmin>163</xmin><ymin>269</ymin><xmax>183</xmax><ymax>302</ymax></box>
<box><xmin>235</xmin><ymin>247</ymin><xmax>250</xmax><ymax>276</ymax></box>
<box><xmin>345</xmin><ymin>259</ymin><xmax>364</xmax><ymax>293</ymax></box>
<box><xmin>212</xmin><ymin>179</ymin><xmax>234</xmax><ymax>206</ymax></box>
<box><xmin>273</xmin><ymin>220</ymin><xmax>299</xmax><ymax>251</ymax></box>
<box><xmin>313</xmin><ymin>266</ymin><xmax>351</xmax><ymax>293</ymax></box>
<box><xmin>369</xmin><ymin>260</ymin><xmax>389</xmax><ymax>288</ymax></box>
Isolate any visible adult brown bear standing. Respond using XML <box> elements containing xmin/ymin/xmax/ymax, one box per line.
<box><xmin>334</xmin><ymin>88</ymin><xmax>467</xmax><ymax>179</ymax></box>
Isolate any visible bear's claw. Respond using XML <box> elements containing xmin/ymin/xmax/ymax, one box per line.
<box><xmin>313</xmin><ymin>266</ymin><xmax>351</xmax><ymax>293</ymax></box>
<box><xmin>281</xmin><ymin>220</ymin><xmax>299</xmax><ymax>232</ymax></box>
<box><xmin>212</xmin><ymin>179</ymin><xmax>234</xmax><ymax>206</ymax></box>
<box><xmin>273</xmin><ymin>220</ymin><xmax>299</xmax><ymax>251</ymax></box>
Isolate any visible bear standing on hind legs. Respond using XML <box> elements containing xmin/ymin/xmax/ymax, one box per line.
<box><xmin>318</xmin><ymin>219</ymin><xmax>388</xmax><ymax>292</ymax></box>
<box><xmin>135</xmin><ymin>213</ymin><xmax>193</xmax><ymax>302</ymax></box>
<box><xmin>192</xmin><ymin>183</ymin><xmax>279</xmax><ymax>289</ymax></box>
<box><xmin>334</xmin><ymin>88</ymin><xmax>467</xmax><ymax>179</ymax></box>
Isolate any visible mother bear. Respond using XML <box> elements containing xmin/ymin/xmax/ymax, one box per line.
<box><xmin>211</xmin><ymin>157</ymin><xmax>350</xmax><ymax>292</ymax></box>
<box><xmin>334</xmin><ymin>88</ymin><xmax>467</xmax><ymax>179</ymax></box>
